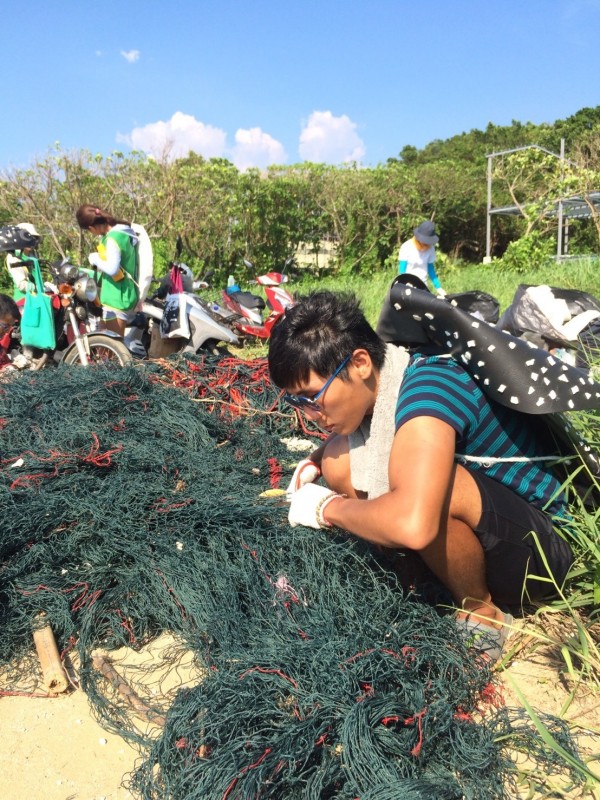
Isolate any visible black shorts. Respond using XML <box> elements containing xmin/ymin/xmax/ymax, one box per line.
<box><xmin>469</xmin><ymin>470</ymin><xmax>574</xmax><ymax>607</ymax></box>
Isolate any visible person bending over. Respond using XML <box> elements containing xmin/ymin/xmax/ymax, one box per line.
<box><xmin>398</xmin><ymin>220</ymin><xmax>445</xmax><ymax>297</ymax></box>
<box><xmin>268</xmin><ymin>290</ymin><xmax>573</xmax><ymax>663</ymax></box>
<box><xmin>76</xmin><ymin>204</ymin><xmax>139</xmax><ymax>336</ymax></box>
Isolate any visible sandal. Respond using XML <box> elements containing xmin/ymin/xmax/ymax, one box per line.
<box><xmin>454</xmin><ymin>611</ymin><xmax>514</xmax><ymax>664</ymax></box>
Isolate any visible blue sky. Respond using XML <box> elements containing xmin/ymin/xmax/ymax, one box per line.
<box><xmin>4</xmin><ymin>0</ymin><xmax>600</xmax><ymax>171</ymax></box>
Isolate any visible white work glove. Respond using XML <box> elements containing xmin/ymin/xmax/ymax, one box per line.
<box><xmin>286</xmin><ymin>458</ymin><xmax>321</xmax><ymax>495</ymax></box>
<box><xmin>288</xmin><ymin>483</ymin><xmax>341</xmax><ymax>529</ymax></box>
<box><xmin>435</xmin><ymin>287</ymin><xmax>447</xmax><ymax>298</ymax></box>
<box><xmin>88</xmin><ymin>252</ymin><xmax>103</xmax><ymax>268</ymax></box>
<box><xmin>18</xmin><ymin>279</ymin><xmax>36</xmax><ymax>293</ymax></box>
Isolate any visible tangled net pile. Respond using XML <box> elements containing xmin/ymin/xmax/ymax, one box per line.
<box><xmin>0</xmin><ymin>355</ymin><xmax>587</xmax><ymax>799</ymax></box>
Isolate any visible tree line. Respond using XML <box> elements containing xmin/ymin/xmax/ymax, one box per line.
<box><xmin>1</xmin><ymin>105</ymin><xmax>599</xmax><ymax>290</ymax></box>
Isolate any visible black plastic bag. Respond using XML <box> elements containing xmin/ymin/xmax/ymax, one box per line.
<box><xmin>447</xmin><ymin>290</ymin><xmax>500</xmax><ymax>323</ymax></box>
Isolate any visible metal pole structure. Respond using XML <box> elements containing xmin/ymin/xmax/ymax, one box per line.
<box><xmin>484</xmin><ymin>154</ymin><xmax>492</xmax><ymax>263</ymax></box>
<box><xmin>556</xmin><ymin>138</ymin><xmax>565</xmax><ymax>258</ymax></box>
<box><xmin>484</xmin><ymin>143</ymin><xmax>576</xmax><ymax>264</ymax></box>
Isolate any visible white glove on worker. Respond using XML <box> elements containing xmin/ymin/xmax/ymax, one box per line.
<box><xmin>288</xmin><ymin>483</ymin><xmax>341</xmax><ymax>529</ymax></box>
<box><xmin>435</xmin><ymin>287</ymin><xmax>447</xmax><ymax>298</ymax></box>
<box><xmin>88</xmin><ymin>238</ymin><xmax>122</xmax><ymax>276</ymax></box>
<box><xmin>286</xmin><ymin>458</ymin><xmax>321</xmax><ymax>495</ymax></box>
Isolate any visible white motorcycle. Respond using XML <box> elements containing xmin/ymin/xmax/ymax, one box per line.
<box><xmin>133</xmin><ymin>238</ymin><xmax>240</xmax><ymax>357</ymax></box>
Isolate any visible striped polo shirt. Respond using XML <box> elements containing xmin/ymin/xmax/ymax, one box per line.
<box><xmin>395</xmin><ymin>354</ymin><xmax>569</xmax><ymax>518</ymax></box>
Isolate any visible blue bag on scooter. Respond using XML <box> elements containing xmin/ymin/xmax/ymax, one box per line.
<box><xmin>20</xmin><ymin>258</ymin><xmax>56</xmax><ymax>350</ymax></box>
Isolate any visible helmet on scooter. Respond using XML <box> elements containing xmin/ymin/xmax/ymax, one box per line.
<box><xmin>0</xmin><ymin>224</ymin><xmax>40</xmax><ymax>253</ymax></box>
<box><xmin>177</xmin><ymin>263</ymin><xmax>194</xmax><ymax>293</ymax></box>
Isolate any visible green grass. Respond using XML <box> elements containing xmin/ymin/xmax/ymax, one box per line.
<box><xmin>232</xmin><ymin>255</ymin><xmax>600</xmax><ymax>353</ymax></box>
<box><xmin>442</xmin><ymin>256</ymin><xmax>600</xmax><ymax>311</ymax></box>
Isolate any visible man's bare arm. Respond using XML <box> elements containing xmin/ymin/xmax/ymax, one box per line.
<box><xmin>322</xmin><ymin>417</ymin><xmax>457</xmax><ymax>548</ymax></box>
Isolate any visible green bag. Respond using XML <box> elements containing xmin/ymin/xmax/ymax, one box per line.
<box><xmin>20</xmin><ymin>258</ymin><xmax>56</xmax><ymax>350</ymax></box>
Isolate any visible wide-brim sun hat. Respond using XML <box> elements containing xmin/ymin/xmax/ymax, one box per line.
<box><xmin>17</xmin><ymin>222</ymin><xmax>40</xmax><ymax>237</ymax></box>
<box><xmin>0</xmin><ymin>224</ymin><xmax>40</xmax><ymax>253</ymax></box>
<box><xmin>413</xmin><ymin>220</ymin><xmax>438</xmax><ymax>245</ymax></box>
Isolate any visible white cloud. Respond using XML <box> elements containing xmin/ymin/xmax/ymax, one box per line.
<box><xmin>121</xmin><ymin>49</ymin><xmax>140</xmax><ymax>63</ymax></box>
<box><xmin>299</xmin><ymin>110</ymin><xmax>365</xmax><ymax>164</ymax></box>
<box><xmin>119</xmin><ymin>112</ymin><xmax>227</xmax><ymax>160</ymax></box>
<box><xmin>119</xmin><ymin>112</ymin><xmax>286</xmax><ymax>169</ymax></box>
<box><xmin>231</xmin><ymin>127</ymin><xmax>286</xmax><ymax>171</ymax></box>
<box><xmin>119</xmin><ymin>109</ymin><xmax>365</xmax><ymax>169</ymax></box>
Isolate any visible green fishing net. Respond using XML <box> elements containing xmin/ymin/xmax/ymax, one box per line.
<box><xmin>0</xmin><ymin>355</ymin><xmax>589</xmax><ymax>799</ymax></box>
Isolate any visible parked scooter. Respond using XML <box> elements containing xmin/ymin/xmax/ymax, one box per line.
<box><xmin>0</xmin><ymin>225</ymin><xmax>133</xmax><ymax>368</ymax></box>
<box><xmin>187</xmin><ymin>268</ymin><xmax>244</xmax><ymax>330</ymax></box>
<box><xmin>47</xmin><ymin>258</ymin><xmax>134</xmax><ymax>367</ymax></box>
<box><xmin>136</xmin><ymin>238</ymin><xmax>240</xmax><ymax>357</ymax></box>
<box><xmin>221</xmin><ymin>258</ymin><xmax>295</xmax><ymax>340</ymax></box>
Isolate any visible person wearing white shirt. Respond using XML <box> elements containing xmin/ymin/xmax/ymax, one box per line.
<box><xmin>398</xmin><ymin>220</ymin><xmax>445</xmax><ymax>297</ymax></box>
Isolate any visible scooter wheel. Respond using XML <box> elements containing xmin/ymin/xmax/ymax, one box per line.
<box><xmin>62</xmin><ymin>334</ymin><xmax>133</xmax><ymax>367</ymax></box>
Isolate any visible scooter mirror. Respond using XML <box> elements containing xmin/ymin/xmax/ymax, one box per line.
<box><xmin>175</xmin><ymin>235</ymin><xmax>183</xmax><ymax>259</ymax></box>
<box><xmin>243</xmin><ymin>259</ymin><xmax>253</xmax><ymax>270</ymax></box>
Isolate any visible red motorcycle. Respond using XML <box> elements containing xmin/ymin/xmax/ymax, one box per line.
<box><xmin>221</xmin><ymin>258</ymin><xmax>295</xmax><ymax>340</ymax></box>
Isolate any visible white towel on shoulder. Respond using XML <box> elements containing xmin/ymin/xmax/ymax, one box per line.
<box><xmin>348</xmin><ymin>344</ymin><xmax>409</xmax><ymax>498</ymax></box>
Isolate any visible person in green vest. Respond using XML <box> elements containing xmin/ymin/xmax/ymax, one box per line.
<box><xmin>76</xmin><ymin>204</ymin><xmax>139</xmax><ymax>336</ymax></box>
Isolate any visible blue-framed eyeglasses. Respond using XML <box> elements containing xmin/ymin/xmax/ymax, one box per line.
<box><xmin>283</xmin><ymin>355</ymin><xmax>351</xmax><ymax>413</ymax></box>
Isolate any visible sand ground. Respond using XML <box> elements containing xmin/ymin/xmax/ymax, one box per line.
<box><xmin>1</xmin><ymin>623</ymin><xmax>599</xmax><ymax>800</ymax></box>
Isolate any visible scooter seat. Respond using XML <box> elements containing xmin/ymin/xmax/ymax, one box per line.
<box><xmin>229</xmin><ymin>290</ymin><xmax>265</xmax><ymax>311</ymax></box>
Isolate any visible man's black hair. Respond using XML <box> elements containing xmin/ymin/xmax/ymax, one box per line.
<box><xmin>0</xmin><ymin>293</ymin><xmax>20</xmax><ymax>321</ymax></box>
<box><xmin>268</xmin><ymin>290</ymin><xmax>387</xmax><ymax>389</ymax></box>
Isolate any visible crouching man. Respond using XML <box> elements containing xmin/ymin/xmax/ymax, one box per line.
<box><xmin>0</xmin><ymin>293</ymin><xmax>23</xmax><ymax>371</ymax></box>
<box><xmin>268</xmin><ymin>290</ymin><xmax>573</xmax><ymax>663</ymax></box>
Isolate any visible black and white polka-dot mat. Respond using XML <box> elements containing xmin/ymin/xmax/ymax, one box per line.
<box><xmin>388</xmin><ymin>279</ymin><xmax>600</xmax><ymax>413</ymax></box>
<box><xmin>377</xmin><ymin>277</ymin><xmax>600</xmax><ymax>490</ymax></box>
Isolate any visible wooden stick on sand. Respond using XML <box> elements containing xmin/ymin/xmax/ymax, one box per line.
<box><xmin>92</xmin><ymin>652</ymin><xmax>167</xmax><ymax>727</ymax></box>
<box><xmin>32</xmin><ymin>614</ymin><xmax>69</xmax><ymax>694</ymax></box>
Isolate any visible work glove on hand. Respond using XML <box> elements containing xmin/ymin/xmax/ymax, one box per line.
<box><xmin>288</xmin><ymin>483</ymin><xmax>341</xmax><ymax>529</ymax></box>
<box><xmin>18</xmin><ymin>280</ymin><xmax>36</xmax><ymax>294</ymax></box>
<box><xmin>286</xmin><ymin>458</ymin><xmax>321</xmax><ymax>495</ymax></box>
<box><xmin>435</xmin><ymin>287</ymin><xmax>447</xmax><ymax>298</ymax></box>
<box><xmin>88</xmin><ymin>252</ymin><xmax>105</xmax><ymax>269</ymax></box>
